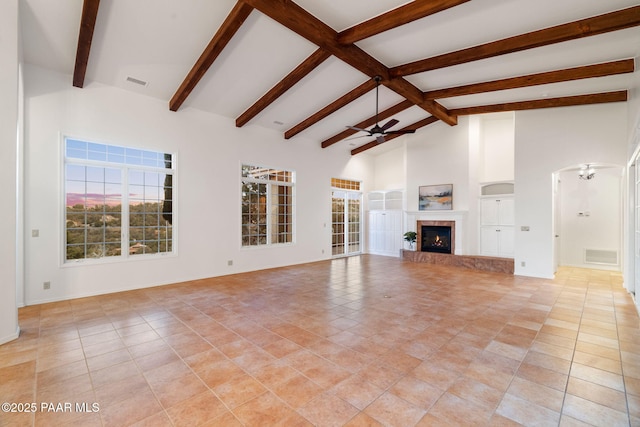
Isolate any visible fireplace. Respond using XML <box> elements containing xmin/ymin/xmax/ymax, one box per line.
<box><xmin>417</xmin><ymin>220</ymin><xmax>455</xmax><ymax>254</ymax></box>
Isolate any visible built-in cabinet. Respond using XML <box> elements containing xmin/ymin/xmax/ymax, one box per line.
<box><xmin>479</xmin><ymin>183</ymin><xmax>514</xmax><ymax>258</ymax></box>
<box><xmin>368</xmin><ymin>190</ymin><xmax>403</xmax><ymax>257</ymax></box>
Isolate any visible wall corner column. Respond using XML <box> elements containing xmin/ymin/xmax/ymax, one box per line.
<box><xmin>0</xmin><ymin>0</ymin><xmax>22</xmax><ymax>344</ymax></box>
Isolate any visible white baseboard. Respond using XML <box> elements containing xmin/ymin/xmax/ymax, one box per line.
<box><xmin>0</xmin><ymin>325</ymin><xmax>21</xmax><ymax>345</ymax></box>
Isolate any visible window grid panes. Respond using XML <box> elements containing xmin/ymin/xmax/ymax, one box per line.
<box><xmin>64</xmin><ymin>138</ymin><xmax>174</xmax><ymax>262</ymax></box>
<box><xmin>331</xmin><ymin>178</ymin><xmax>360</xmax><ymax>191</ymax></box>
<box><xmin>242</xmin><ymin>165</ymin><xmax>294</xmax><ymax>247</ymax></box>
<box><xmin>331</xmin><ymin>187</ymin><xmax>362</xmax><ymax>257</ymax></box>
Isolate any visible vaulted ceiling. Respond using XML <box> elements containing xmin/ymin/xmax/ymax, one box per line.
<box><xmin>20</xmin><ymin>0</ymin><xmax>640</xmax><ymax>155</ymax></box>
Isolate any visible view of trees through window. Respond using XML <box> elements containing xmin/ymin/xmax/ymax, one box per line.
<box><xmin>241</xmin><ymin>164</ymin><xmax>294</xmax><ymax>246</ymax></box>
<box><xmin>64</xmin><ymin>139</ymin><xmax>173</xmax><ymax>261</ymax></box>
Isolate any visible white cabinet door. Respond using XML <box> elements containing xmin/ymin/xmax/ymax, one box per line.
<box><xmin>480</xmin><ymin>196</ymin><xmax>514</xmax><ymax>258</ymax></box>
<box><xmin>480</xmin><ymin>226</ymin><xmax>499</xmax><ymax>256</ymax></box>
<box><xmin>480</xmin><ymin>226</ymin><xmax>514</xmax><ymax>257</ymax></box>
<box><xmin>368</xmin><ymin>211</ymin><xmax>402</xmax><ymax>257</ymax></box>
<box><xmin>498</xmin><ymin>226</ymin><xmax>515</xmax><ymax>257</ymax></box>
<box><xmin>498</xmin><ymin>198</ymin><xmax>515</xmax><ymax>226</ymax></box>
<box><xmin>480</xmin><ymin>199</ymin><xmax>500</xmax><ymax>225</ymax></box>
<box><xmin>481</xmin><ymin>197</ymin><xmax>514</xmax><ymax>225</ymax></box>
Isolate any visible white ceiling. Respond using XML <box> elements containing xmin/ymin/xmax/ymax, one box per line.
<box><xmin>19</xmin><ymin>0</ymin><xmax>640</xmax><ymax>155</ymax></box>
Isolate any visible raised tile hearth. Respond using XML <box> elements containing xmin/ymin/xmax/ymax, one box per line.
<box><xmin>401</xmin><ymin>249</ymin><xmax>514</xmax><ymax>274</ymax></box>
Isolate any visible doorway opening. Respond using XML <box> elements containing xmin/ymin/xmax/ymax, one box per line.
<box><xmin>552</xmin><ymin>164</ymin><xmax>623</xmax><ymax>274</ymax></box>
<box><xmin>331</xmin><ymin>179</ymin><xmax>362</xmax><ymax>258</ymax></box>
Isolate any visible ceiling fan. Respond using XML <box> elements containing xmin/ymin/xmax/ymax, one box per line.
<box><xmin>347</xmin><ymin>75</ymin><xmax>415</xmax><ymax>144</ymax></box>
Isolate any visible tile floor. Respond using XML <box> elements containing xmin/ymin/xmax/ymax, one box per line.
<box><xmin>0</xmin><ymin>255</ymin><xmax>638</xmax><ymax>426</ymax></box>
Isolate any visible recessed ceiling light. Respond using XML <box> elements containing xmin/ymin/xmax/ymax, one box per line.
<box><xmin>126</xmin><ymin>76</ymin><xmax>148</xmax><ymax>87</ymax></box>
<box><xmin>273</xmin><ymin>120</ymin><xmax>284</xmax><ymax>126</ymax></box>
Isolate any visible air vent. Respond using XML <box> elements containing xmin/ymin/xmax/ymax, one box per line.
<box><xmin>584</xmin><ymin>249</ymin><xmax>618</xmax><ymax>266</ymax></box>
<box><xmin>125</xmin><ymin>76</ymin><xmax>148</xmax><ymax>87</ymax></box>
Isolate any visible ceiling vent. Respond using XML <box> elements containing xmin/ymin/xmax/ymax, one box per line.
<box><xmin>125</xmin><ymin>76</ymin><xmax>148</xmax><ymax>87</ymax></box>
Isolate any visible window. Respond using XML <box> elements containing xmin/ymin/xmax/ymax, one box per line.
<box><xmin>331</xmin><ymin>178</ymin><xmax>361</xmax><ymax>191</ymax></box>
<box><xmin>241</xmin><ymin>164</ymin><xmax>294</xmax><ymax>246</ymax></box>
<box><xmin>64</xmin><ymin>138</ymin><xmax>174</xmax><ymax>262</ymax></box>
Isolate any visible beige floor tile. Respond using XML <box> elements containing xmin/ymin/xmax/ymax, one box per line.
<box><xmin>1</xmin><ymin>260</ymin><xmax>638</xmax><ymax>426</ymax></box>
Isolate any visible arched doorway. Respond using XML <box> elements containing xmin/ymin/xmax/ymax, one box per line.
<box><xmin>553</xmin><ymin>163</ymin><xmax>624</xmax><ymax>273</ymax></box>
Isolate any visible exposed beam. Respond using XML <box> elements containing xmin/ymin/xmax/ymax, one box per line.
<box><xmin>424</xmin><ymin>59</ymin><xmax>636</xmax><ymax>99</ymax></box>
<box><xmin>337</xmin><ymin>0</ymin><xmax>471</xmax><ymax>44</ymax></box>
<box><xmin>236</xmin><ymin>48</ymin><xmax>331</xmax><ymax>127</ymax></box>
<box><xmin>351</xmin><ymin>116</ymin><xmax>439</xmax><ymax>155</ymax></box>
<box><xmin>170</xmin><ymin>1</ymin><xmax>254</xmax><ymax>111</ymax></box>
<box><xmin>73</xmin><ymin>0</ymin><xmax>101</xmax><ymax>88</ymax></box>
<box><xmin>391</xmin><ymin>5</ymin><xmax>640</xmax><ymax>76</ymax></box>
<box><xmin>449</xmin><ymin>91</ymin><xmax>627</xmax><ymax>116</ymax></box>
<box><xmin>285</xmin><ymin>79</ymin><xmax>376</xmax><ymax>139</ymax></box>
<box><xmin>321</xmin><ymin>100</ymin><xmax>413</xmax><ymax>148</ymax></box>
<box><xmin>385</xmin><ymin>77</ymin><xmax>455</xmax><ymax>124</ymax></box>
<box><xmin>242</xmin><ymin>0</ymin><xmax>457</xmax><ymax>125</ymax></box>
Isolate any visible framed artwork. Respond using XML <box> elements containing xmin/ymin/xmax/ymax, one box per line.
<box><xmin>419</xmin><ymin>184</ymin><xmax>453</xmax><ymax>211</ymax></box>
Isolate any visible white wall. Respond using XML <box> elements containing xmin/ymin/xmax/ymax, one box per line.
<box><xmin>559</xmin><ymin>167</ymin><xmax>622</xmax><ymax>269</ymax></box>
<box><xmin>371</xmin><ymin>116</ymin><xmax>502</xmax><ymax>256</ymax></box>
<box><xmin>479</xmin><ymin>112</ymin><xmax>515</xmax><ymax>183</ymax></box>
<box><xmin>372</xmin><ymin>144</ymin><xmax>405</xmax><ymax>193</ymax></box>
<box><xmin>514</xmin><ymin>103</ymin><xmax>628</xmax><ymax>278</ymax></box>
<box><xmin>405</xmin><ymin>118</ymin><xmax>471</xmax><ymax>212</ymax></box>
<box><xmin>23</xmin><ymin>65</ymin><xmax>374</xmax><ymax>305</ymax></box>
<box><xmin>0</xmin><ymin>0</ymin><xmax>20</xmax><ymax>343</ymax></box>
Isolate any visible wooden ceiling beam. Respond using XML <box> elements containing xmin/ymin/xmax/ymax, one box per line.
<box><xmin>169</xmin><ymin>1</ymin><xmax>254</xmax><ymax>112</ymax></box>
<box><xmin>321</xmin><ymin>100</ymin><xmax>413</xmax><ymax>148</ymax></box>
<box><xmin>236</xmin><ymin>48</ymin><xmax>331</xmax><ymax>127</ymax></box>
<box><xmin>73</xmin><ymin>0</ymin><xmax>101</xmax><ymax>88</ymax></box>
<box><xmin>285</xmin><ymin>79</ymin><xmax>376</xmax><ymax>139</ymax></box>
<box><xmin>337</xmin><ymin>0</ymin><xmax>471</xmax><ymax>44</ymax></box>
<box><xmin>242</xmin><ymin>0</ymin><xmax>457</xmax><ymax>125</ymax></box>
<box><xmin>424</xmin><ymin>59</ymin><xmax>635</xmax><ymax>99</ymax></box>
<box><xmin>391</xmin><ymin>5</ymin><xmax>640</xmax><ymax>77</ymax></box>
<box><xmin>449</xmin><ymin>91</ymin><xmax>627</xmax><ymax>116</ymax></box>
<box><xmin>351</xmin><ymin>116</ymin><xmax>439</xmax><ymax>155</ymax></box>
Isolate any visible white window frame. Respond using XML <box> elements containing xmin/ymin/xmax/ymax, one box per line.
<box><xmin>62</xmin><ymin>136</ymin><xmax>176</xmax><ymax>265</ymax></box>
<box><xmin>241</xmin><ymin>164</ymin><xmax>295</xmax><ymax>248</ymax></box>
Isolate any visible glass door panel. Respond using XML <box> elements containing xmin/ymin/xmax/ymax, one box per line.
<box><xmin>332</xmin><ymin>190</ymin><xmax>362</xmax><ymax>257</ymax></box>
<box><xmin>332</xmin><ymin>191</ymin><xmax>345</xmax><ymax>256</ymax></box>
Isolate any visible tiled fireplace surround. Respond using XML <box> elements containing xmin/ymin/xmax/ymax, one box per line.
<box><xmin>402</xmin><ymin>213</ymin><xmax>514</xmax><ymax>274</ymax></box>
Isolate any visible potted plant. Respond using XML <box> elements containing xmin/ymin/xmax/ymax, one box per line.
<box><xmin>403</xmin><ymin>231</ymin><xmax>417</xmax><ymax>250</ymax></box>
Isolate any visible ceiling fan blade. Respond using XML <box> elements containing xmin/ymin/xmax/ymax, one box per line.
<box><xmin>386</xmin><ymin>129</ymin><xmax>416</xmax><ymax>135</ymax></box>
<box><xmin>380</xmin><ymin>119</ymin><xmax>399</xmax><ymax>131</ymax></box>
<box><xmin>376</xmin><ymin>135</ymin><xmax>385</xmax><ymax>144</ymax></box>
<box><xmin>344</xmin><ymin>134</ymin><xmax>373</xmax><ymax>141</ymax></box>
<box><xmin>346</xmin><ymin>125</ymin><xmax>371</xmax><ymax>133</ymax></box>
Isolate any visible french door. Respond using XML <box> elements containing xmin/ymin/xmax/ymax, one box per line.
<box><xmin>331</xmin><ymin>190</ymin><xmax>362</xmax><ymax>257</ymax></box>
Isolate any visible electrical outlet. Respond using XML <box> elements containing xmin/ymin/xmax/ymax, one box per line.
<box><xmin>227</xmin><ymin>260</ymin><xmax>233</xmax><ymax>266</ymax></box>
<box><xmin>520</xmin><ymin>261</ymin><xmax>526</xmax><ymax>267</ymax></box>
<box><xmin>43</xmin><ymin>281</ymin><xmax>51</xmax><ymax>290</ymax></box>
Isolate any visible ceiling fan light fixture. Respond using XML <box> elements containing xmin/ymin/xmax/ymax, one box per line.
<box><xmin>344</xmin><ymin>76</ymin><xmax>414</xmax><ymax>144</ymax></box>
<box><xmin>578</xmin><ymin>164</ymin><xmax>596</xmax><ymax>180</ymax></box>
